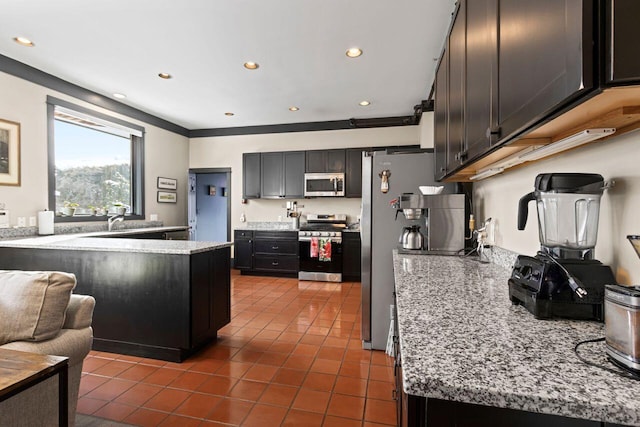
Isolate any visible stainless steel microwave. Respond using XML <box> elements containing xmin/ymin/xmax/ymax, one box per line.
<box><xmin>304</xmin><ymin>173</ymin><xmax>345</xmax><ymax>197</ymax></box>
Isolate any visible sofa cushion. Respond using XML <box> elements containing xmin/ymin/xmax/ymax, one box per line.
<box><xmin>0</xmin><ymin>270</ymin><xmax>77</xmax><ymax>345</ymax></box>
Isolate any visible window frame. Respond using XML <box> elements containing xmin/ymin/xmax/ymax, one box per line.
<box><xmin>47</xmin><ymin>96</ymin><xmax>145</xmax><ymax>222</ymax></box>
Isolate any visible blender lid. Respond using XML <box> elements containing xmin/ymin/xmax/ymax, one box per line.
<box><xmin>534</xmin><ymin>173</ymin><xmax>604</xmax><ymax>193</ymax></box>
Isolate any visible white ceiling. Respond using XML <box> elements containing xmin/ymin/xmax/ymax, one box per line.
<box><xmin>0</xmin><ymin>0</ymin><xmax>456</xmax><ymax>130</ymax></box>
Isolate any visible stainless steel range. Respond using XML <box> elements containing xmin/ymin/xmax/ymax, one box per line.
<box><xmin>298</xmin><ymin>214</ymin><xmax>346</xmax><ymax>282</ymax></box>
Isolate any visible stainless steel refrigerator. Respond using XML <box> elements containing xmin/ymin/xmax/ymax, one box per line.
<box><xmin>361</xmin><ymin>150</ymin><xmax>457</xmax><ymax>350</ymax></box>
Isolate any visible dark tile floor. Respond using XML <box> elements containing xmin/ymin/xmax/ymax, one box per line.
<box><xmin>77</xmin><ymin>271</ymin><xmax>396</xmax><ymax>426</ymax></box>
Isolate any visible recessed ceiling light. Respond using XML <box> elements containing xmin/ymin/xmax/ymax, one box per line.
<box><xmin>158</xmin><ymin>72</ymin><xmax>172</xmax><ymax>79</ymax></box>
<box><xmin>359</xmin><ymin>100</ymin><xmax>371</xmax><ymax>106</ymax></box>
<box><xmin>224</xmin><ymin>112</ymin><xmax>235</xmax><ymax>116</ymax></box>
<box><xmin>243</xmin><ymin>62</ymin><xmax>259</xmax><ymax>70</ymax></box>
<box><xmin>346</xmin><ymin>47</ymin><xmax>363</xmax><ymax>58</ymax></box>
<box><xmin>13</xmin><ymin>36</ymin><xmax>34</xmax><ymax>47</ymax></box>
<box><xmin>289</xmin><ymin>106</ymin><xmax>299</xmax><ymax>112</ymax></box>
<box><xmin>113</xmin><ymin>93</ymin><xmax>127</xmax><ymax>99</ymax></box>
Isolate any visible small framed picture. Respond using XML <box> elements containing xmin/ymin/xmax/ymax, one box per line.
<box><xmin>157</xmin><ymin>191</ymin><xmax>177</xmax><ymax>203</ymax></box>
<box><xmin>208</xmin><ymin>185</ymin><xmax>216</xmax><ymax>196</ymax></box>
<box><xmin>0</xmin><ymin>118</ymin><xmax>21</xmax><ymax>186</ymax></box>
<box><xmin>157</xmin><ymin>177</ymin><xmax>177</xmax><ymax>190</ymax></box>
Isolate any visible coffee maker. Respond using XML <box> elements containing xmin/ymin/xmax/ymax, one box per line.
<box><xmin>508</xmin><ymin>173</ymin><xmax>615</xmax><ymax>321</ymax></box>
<box><xmin>395</xmin><ymin>193</ymin><xmax>466</xmax><ymax>253</ymax></box>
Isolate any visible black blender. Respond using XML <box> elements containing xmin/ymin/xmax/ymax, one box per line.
<box><xmin>508</xmin><ymin>173</ymin><xmax>616</xmax><ymax>321</ymax></box>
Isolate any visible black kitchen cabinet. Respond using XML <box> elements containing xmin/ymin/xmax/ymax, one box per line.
<box><xmin>464</xmin><ymin>0</ymin><xmax>498</xmax><ymax>162</ymax></box>
<box><xmin>261</xmin><ymin>151</ymin><xmax>305</xmax><ymax>199</ymax></box>
<box><xmin>434</xmin><ymin>46</ymin><xmax>449</xmax><ymax>181</ymax></box>
<box><xmin>261</xmin><ymin>152</ymin><xmax>285</xmax><ymax>199</ymax></box>
<box><xmin>345</xmin><ymin>148</ymin><xmax>369</xmax><ymax>198</ymax></box>
<box><xmin>342</xmin><ymin>232</ymin><xmax>361</xmax><ymax>281</ymax></box>
<box><xmin>242</xmin><ymin>153</ymin><xmax>261</xmax><ymax>199</ymax></box>
<box><xmin>446</xmin><ymin>0</ymin><xmax>466</xmax><ymax>173</ymax></box>
<box><xmin>235</xmin><ymin>230</ymin><xmax>298</xmax><ymax>277</ymax></box>
<box><xmin>306</xmin><ymin>149</ymin><xmax>346</xmax><ymax>173</ymax></box>
<box><xmin>605</xmin><ymin>0</ymin><xmax>640</xmax><ymax>85</ymax></box>
<box><xmin>0</xmin><ymin>245</ymin><xmax>231</xmax><ymax>362</ymax></box>
<box><xmin>191</xmin><ymin>248</ymin><xmax>231</xmax><ymax>346</ymax></box>
<box><xmin>434</xmin><ymin>0</ymin><xmax>602</xmax><ymax>181</ymax></box>
<box><xmin>497</xmin><ymin>0</ymin><xmax>594</xmax><ymax>143</ymax></box>
<box><xmin>284</xmin><ymin>151</ymin><xmax>305</xmax><ymax>198</ymax></box>
<box><xmin>233</xmin><ymin>230</ymin><xmax>253</xmax><ymax>270</ymax></box>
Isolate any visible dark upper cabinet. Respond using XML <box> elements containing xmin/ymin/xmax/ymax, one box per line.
<box><xmin>242</xmin><ymin>153</ymin><xmax>261</xmax><ymax>199</ymax></box>
<box><xmin>345</xmin><ymin>148</ymin><xmax>368</xmax><ymax>198</ymax></box>
<box><xmin>306</xmin><ymin>149</ymin><xmax>346</xmax><ymax>173</ymax></box>
<box><xmin>605</xmin><ymin>0</ymin><xmax>640</xmax><ymax>85</ymax></box>
<box><xmin>446</xmin><ymin>0</ymin><xmax>466</xmax><ymax>173</ymax></box>
<box><xmin>464</xmin><ymin>0</ymin><xmax>498</xmax><ymax>162</ymax></box>
<box><xmin>434</xmin><ymin>46</ymin><xmax>449</xmax><ymax>181</ymax></box>
<box><xmin>283</xmin><ymin>151</ymin><xmax>305</xmax><ymax>198</ymax></box>
<box><xmin>261</xmin><ymin>151</ymin><xmax>305</xmax><ymax>199</ymax></box>
<box><xmin>260</xmin><ymin>152</ymin><xmax>284</xmax><ymax>199</ymax></box>
<box><xmin>497</xmin><ymin>0</ymin><xmax>594</xmax><ymax>142</ymax></box>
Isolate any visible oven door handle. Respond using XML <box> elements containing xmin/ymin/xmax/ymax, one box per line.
<box><xmin>298</xmin><ymin>236</ymin><xmax>342</xmax><ymax>244</ymax></box>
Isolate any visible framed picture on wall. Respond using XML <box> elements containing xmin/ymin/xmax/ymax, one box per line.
<box><xmin>157</xmin><ymin>177</ymin><xmax>177</xmax><ymax>190</ymax></box>
<box><xmin>157</xmin><ymin>191</ymin><xmax>177</xmax><ymax>203</ymax></box>
<box><xmin>0</xmin><ymin>118</ymin><xmax>21</xmax><ymax>186</ymax></box>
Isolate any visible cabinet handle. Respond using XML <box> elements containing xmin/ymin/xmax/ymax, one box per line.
<box><xmin>272</xmin><ymin>261</ymin><xmax>279</xmax><ymax>266</ymax></box>
<box><xmin>440</xmin><ymin>167</ymin><xmax>445</xmax><ymax>172</ymax></box>
<box><xmin>392</xmin><ymin>389</ymin><xmax>398</xmax><ymax>401</ymax></box>
<box><xmin>272</xmin><ymin>246</ymin><xmax>279</xmax><ymax>250</ymax></box>
<box><xmin>486</xmin><ymin>126</ymin><xmax>501</xmax><ymax>143</ymax></box>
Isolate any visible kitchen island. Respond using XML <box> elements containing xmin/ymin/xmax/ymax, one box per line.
<box><xmin>0</xmin><ymin>232</ymin><xmax>232</xmax><ymax>362</ymax></box>
<box><xmin>392</xmin><ymin>250</ymin><xmax>639</xmax><ymax>427</ymax></box>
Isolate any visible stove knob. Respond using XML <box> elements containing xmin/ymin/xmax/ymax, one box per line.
<box><xmin>330</xmin><ymin>232</ymin><xmax>337</xmax><ymax>237</ymax></box>
<box><xmin>312</xmin><ymin>231</ymin><xmax>320</xmax><ymax>237</ymax></box>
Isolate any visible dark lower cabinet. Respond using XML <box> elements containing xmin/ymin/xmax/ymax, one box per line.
<box><xmin>234</xmin><ymin>230</ymin><xmax>253</xmax><ymax>270</ymax></box>
<box><xmin>0</xmin><ymin>245</ymin><xmax>231</xmax><ymax>362</ymax></box>
<box><xmin>234</xmin><ymin>230</ymin><xmax>299</xmax><ymax>277</ymax></box>
<box><xmin>342</xmin><ymin>232</ymin><xmax>361</xmax><ymax>281</ymax></box>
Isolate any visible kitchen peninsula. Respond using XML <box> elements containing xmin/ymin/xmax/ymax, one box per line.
<box><xmin>0</xmin><ymin>232</ymin><xmax>232</xmax><ymax>362</ymax></box>
<box><xmin>392</xmin><ymin>251</ymin><xmax>639</xmax><ymax>427</ymax></box>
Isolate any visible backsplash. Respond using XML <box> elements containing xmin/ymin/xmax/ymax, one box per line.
<box><xmin>483</xmin><ymin>245</ymin><xmax>519</xmax><ymax>271</ymax></box>
<box><xmin>0</xmin><ymin>220</ymin><xmax>163</xmax><ymax>240</ymax></box>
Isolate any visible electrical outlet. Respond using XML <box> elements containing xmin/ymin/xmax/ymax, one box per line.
<box><xmin>29</xmin><ymin>216</ymin><xmax>36</xmax><ymax>226</ymax></box>
<box><xmin>17</xmin><ymin>217</ymin><xmax>26</xmax><ymax>227</ymax></box>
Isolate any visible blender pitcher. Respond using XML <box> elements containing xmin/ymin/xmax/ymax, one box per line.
<box><xmin>517</xmin><ymin>173</ymin><xmax>606</xmax><ymax>260</ymax></box>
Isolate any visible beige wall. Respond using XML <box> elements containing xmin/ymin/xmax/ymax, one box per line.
<box><xmin>474</xmin><ymin>130</ymin><xmax>640</xmax><ymax>284</ymax></box>
<box><xmin>189</xmin><ymin>126</ymin><xmax>421</xmax><ymax>231</ymax></box>
<box><xmin>0</xmin><ymin>71</ymin><xmax>189</xmax><ymax>226</ymax></box>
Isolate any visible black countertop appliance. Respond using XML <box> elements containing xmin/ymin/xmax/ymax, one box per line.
<box><xmin>508</xmin><ymin>173</ymin><xmax>615</xmax><ymax>321</ymax></box>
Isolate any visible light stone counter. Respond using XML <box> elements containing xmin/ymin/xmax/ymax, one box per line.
<box><xmin>393</xmin><ymin>250</ymin><xmax>640</xmax><ymax>426</ymax></box>
<box><xmin>0</xmin><ymin>227</ymin><xmax>230</xmax><ymax>255</ymax></box>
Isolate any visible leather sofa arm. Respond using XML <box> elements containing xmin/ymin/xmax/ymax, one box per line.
<box><xmin>63</xmin><ymin>294</ymin><xmax>95</xmax><ymax>330</ymax></box>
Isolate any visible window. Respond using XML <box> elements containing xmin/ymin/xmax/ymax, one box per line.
<box><xmin>47</xmin><ymin>97</ymin><xmax>144</xmax><ymax>221</ymax></box>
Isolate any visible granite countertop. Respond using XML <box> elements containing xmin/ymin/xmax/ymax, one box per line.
<box><xmin>392</xmin><ymin>250</ymin><xmax>640</xmax><ymax>425</ymax></box>
<box><xmin>0</xmin><ymin>227</ymin><xmax>231</xmax><ymax>255</ymax></box>
<box><xmin>235</xmin><ymin>221</ymin><xmax>298</xmax><ymax>231</ymax></box>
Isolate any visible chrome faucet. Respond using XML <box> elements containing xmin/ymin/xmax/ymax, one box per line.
<box><xmin>108</xmin><ymin>214</ymin><xmax>124</xmax><ymax>231</ymax></box>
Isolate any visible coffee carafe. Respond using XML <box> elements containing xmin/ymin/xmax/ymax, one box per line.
<box><xmin>400</xmin><ymin>225</ymin><xmax>424</xmax><ymax>250</ymax></box>
<box><xmin>509</xmin><ymin>173</ymin><xmax>615</xmax><ymax>321</ymax></box>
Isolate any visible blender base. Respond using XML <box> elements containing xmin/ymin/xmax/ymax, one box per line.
<box><xmin>508</xmin><ymin>255</ymin><xmax>615</xmax><ymax>321</ymax></box>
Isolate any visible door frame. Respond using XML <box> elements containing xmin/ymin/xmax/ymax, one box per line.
<box><xmin>189</xmin><ymin>168</ymin><xmax>232</xmax><ymax>242</ymax></box>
